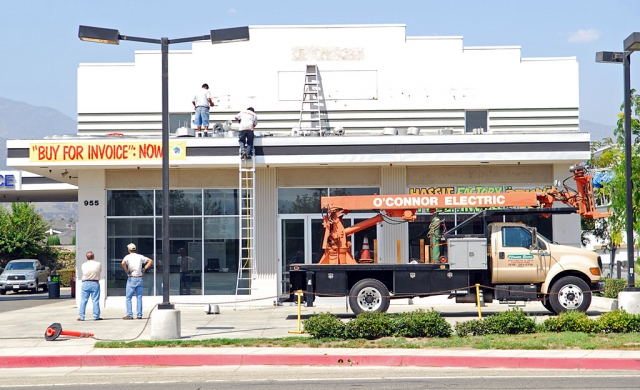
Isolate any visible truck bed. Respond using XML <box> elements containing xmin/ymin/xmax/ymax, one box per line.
<box><xmin>289</xmin><ymin>263</ymin><xmax>482</xmax><ymax>297</ymax></box>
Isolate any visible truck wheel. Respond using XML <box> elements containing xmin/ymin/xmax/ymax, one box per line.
<box><xmin>0</xmin><ymin>289</ymin><xmax>5</xmax><ymax>295</ymax></box>
<box><xmin>348</xmin><ymin>278</ymin><xmax>390</xmax><ymax>315</ymax></box>
<box><xmin>42</xmin><ymin>283</ymin><xmax>48</xmax><ymax>292</ymax></box>
<box><xmin>549</xmin><ymin>276</ymin><xmax>591</xmax><ymax>314</ymax></box>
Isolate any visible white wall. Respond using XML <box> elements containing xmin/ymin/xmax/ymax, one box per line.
<box><xmin>78</xmin><ymin>25</ymin><xmax>578</xmax><ymax>135</ymax></box>
<box><xmin>75</xmin><ymin>169</ymin><xmax>107</xmax><ymax>309</ymax></box>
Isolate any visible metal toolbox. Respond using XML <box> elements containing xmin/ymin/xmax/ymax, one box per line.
<box><xmin>447</xmin><ymin>238</ymin><xmax>488</xmax><ymax>270</ymax></box>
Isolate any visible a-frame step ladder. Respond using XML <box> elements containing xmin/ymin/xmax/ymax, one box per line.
<box><xmin>298</xmin><ymin>65</ymin><xmax>324</xmax><ymax>134</ymax></box>
<box><xmin>235</xmin><ymin>155</ymin><xmax>257</xmax><ymax>308</ymax></box>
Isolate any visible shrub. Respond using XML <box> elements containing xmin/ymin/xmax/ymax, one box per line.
<box><xmin>57</xmin><ymin>269</ymin><xmax>76</xmax><ymax>287</ymax></box>
<box><xmin>603</xmin><ymin>278</ymin><xmax>627</xmax><ymax>299</ymax></box>
<box><xmin>455</xmin><ymin>319</ymin><xmax>485</xmax><ymax>337</ymax></box>
<box><xmin>543</xmin><ymin>310</ymin><xmax>598</xmax><ymax>333</ymax></box>
<box><xmin>47</xmin><ymin>235</ymin><xmax>61</xmax><ymax>246</ymax></box>
<box><xmin>54</xmin><ymin>250</ymin><xmax>76</xmax><ymax>270</ymax></box>
<box><xmin>344</xmin><ymin>311</ymin><xmax>394</xmax><ymax>340</ymax></box>
<box><xmin>597</xmin><ymin>310</ymin><xmax>640</xmax><ymax>333</ymax></box>
<box><xmin>303</xmin><ymin>312</ymin><xmax>345</xmax><ymax>338</ymax></box>
<box><xmin>393</xmin><ymin>309</ymin><xmax>452</xmax><ymax>338</ymax></box>
<box><xmin>71</xmin><ymin>235</ymin><xmax>76</xmax><ymax>245</ymax></box>
<box><xmin>455</xmin><ymin>308</ymin><xmax>536</xmax><ymax>336</ymax></box>
<box><xmin>483</xmin><ymin>308</ymin><xmax>537</xmax><ymax>335</ymax></box>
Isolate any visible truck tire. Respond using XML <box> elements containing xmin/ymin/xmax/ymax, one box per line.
<box><xmin>0</xmin><ymin>289</ymin><xmax>5</xmax><ymax>295</ymax></box>
<box><xmin>549</xmin><ymin>276</ymin><xmax>591</xmax><ymax>314</ymax></box>
<box><xmin>42</xmin><ymin>282</ymin><xmax>48</xmax><ymax>292</ymax></box>
<box><xmin>348</xmin><ymin>278</ymin><xmax>390</xmax><ymax>315</ymax></box>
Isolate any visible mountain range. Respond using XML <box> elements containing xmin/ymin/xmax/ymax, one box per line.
<box><xmin>0</xmin><ymin>97</ymin><xmax>77</xmax><ymax>220</ymax></box>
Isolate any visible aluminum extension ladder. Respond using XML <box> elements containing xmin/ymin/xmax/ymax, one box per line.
<box><xmin>297</xmin><ymin>64</ymin><xmax>325</xmax><ymax>134</ymax></box>
<box><xmin>235</xmin><ymin>154</ymin><xmax>257</xmax><ymax>308</ymax></box>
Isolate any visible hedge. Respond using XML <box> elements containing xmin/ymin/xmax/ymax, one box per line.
<box><xmin>304</xmin><ymin>309</ymin><xmax>640</xmax><ymax>340</ymax></box>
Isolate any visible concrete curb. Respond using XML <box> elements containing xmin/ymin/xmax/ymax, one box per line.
<box><xmin>3</xmin><ymin>354</ymin><xmax>640</xmax><ymax>370</ymax></box>
<box><xmin>591</xmin><ymin>296</ymin><xmax>618</xmax><ymax>311</ymax></box>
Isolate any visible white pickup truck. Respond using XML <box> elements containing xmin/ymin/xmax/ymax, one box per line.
<box><xmin>0</xmin><ymin>259</ymin><xmax>50</xmax><ymax>294</ymax></box>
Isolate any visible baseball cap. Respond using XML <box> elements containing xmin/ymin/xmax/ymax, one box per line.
<box><xmin>127</xmin><ymin>243</ymin><xmax>136</xmax><ymax>251</ymax></box>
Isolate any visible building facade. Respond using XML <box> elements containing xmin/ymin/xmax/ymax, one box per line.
<box><xmin>5</xmin><ymin>24</ymin><xmax>589</xmax><ymax>308</ymax></box>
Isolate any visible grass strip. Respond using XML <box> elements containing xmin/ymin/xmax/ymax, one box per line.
<box><xmin>95</xmin><ymin>332</ymin><xmax>640</xmax><ymax>350</ymax></box>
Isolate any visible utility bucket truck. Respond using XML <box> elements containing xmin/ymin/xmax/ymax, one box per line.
<box><xmin>289</xmin><ymin>165</ymin><xmax>609</xmax><ymax>314</ymax></box>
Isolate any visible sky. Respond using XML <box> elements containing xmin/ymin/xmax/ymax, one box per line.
<box><xmin>1</xmin><ymin>0</ymin><xmax>638</xmax><ymax>126</ymax></box>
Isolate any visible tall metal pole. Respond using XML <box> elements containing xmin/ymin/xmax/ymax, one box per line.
<box><xmin>160</xmin><ymin>37</ymin><xmax>173</xmax><ymax>308</ymax></box>
<box><xmin>623</xmin><ymin>52</ymin><xmax>636</xmax><ymax>289</ymax></box>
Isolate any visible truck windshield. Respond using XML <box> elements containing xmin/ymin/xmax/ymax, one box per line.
<box><xmin>6</xmin><ymin>262</ymin><xmax>35</xmax><ymax>271</ymax></box>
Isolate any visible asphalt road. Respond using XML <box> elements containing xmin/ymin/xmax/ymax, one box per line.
<box><xmin>0</xmin><ymin>288</ymin><xmax>73</xmax><ymax>313</ymax></box>
<box><xmin>1</xmin><ymin>366</ymin><xmax>639</xmax><ymax>389</ymax></box>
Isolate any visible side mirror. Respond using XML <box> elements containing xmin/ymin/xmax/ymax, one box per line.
<box><xmin>530</xmin><ymin>228</ymin><xmax>538</xmax><ymax>249</ymax></box>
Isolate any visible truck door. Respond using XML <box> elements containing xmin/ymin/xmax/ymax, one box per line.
<box><xmin>494</xmin><ymin>226</ymin><xmax>545</xmax><ymax>284</ymax></box>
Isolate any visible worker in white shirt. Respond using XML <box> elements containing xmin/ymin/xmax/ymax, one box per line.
<box><xmin>235</xmin><ymin>107</ymin><xmax>258</xmax><ymax>159</ymax></box>
<box><xmin>78</xmin><ymin>251</ymin><xmax>102</xmax><ymax>321</ymax></box>
<box><xmin>192</xmin><ymin>83</ymin><xmax>214</xmax><ymax>137</ymax></box>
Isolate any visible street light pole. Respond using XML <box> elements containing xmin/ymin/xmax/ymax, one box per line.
<box><xmin>623</xmin><ymin>51</ymin><xmax>635</xmax><ymax>288</ymax></box>
<box><xmin>161</xmin><ymin>37</ymin><xmax>172</xmax><ymax>307</ymax></box>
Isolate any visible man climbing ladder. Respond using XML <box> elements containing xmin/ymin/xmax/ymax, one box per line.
<box><xmin>235</xmin><ymin>107</ymin><xmax>258</xmax><ymax>159</ymax></box>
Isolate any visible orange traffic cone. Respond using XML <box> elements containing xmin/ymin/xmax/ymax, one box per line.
<box><xmin>359</xmin><ymin>236</ymin><xmax>373</xmax><ymax>263</ymax></box>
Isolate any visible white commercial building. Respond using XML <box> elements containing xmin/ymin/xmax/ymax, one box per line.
<box><xmin>5</xmin><ymin>24</ymin><xmax>589</xmax><ymax>308</ymax></box>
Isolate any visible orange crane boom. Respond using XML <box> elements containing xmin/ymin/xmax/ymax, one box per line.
<box><xmin>316</xmin><ymin>165</ymin><xmax>609</xmax><ymax>265</ymax></box>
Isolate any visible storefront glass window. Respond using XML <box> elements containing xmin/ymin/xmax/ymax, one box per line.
<box><xmin>156</xmin><ymin>190</ymin><xmax>202</xmax><ymax>216</ymax></box>
<box><xmin>278</xmin><ymin>188</ymin><xmax>326</xmax><ymax>214</ymax></box>
<box><xmin>107</xmin><ymin>190</ymin><xmax>154</xmax><ymax>216</ymax></box>
<box><xmin>106</xmin><ymin>218</ymin><xmax>155</xmax><ymax>296</ymax></box>
<box><xmin>204</xmin><ymin>217</ymin><xmax>239</xmax><ymax>295</ymax></box>
<box><xmin>106</xmin><ymin>189</ymin><xmax>239</xmax><ymax>297</ymax></box>
<box><xmin>204</xmin><ymin>189</ymin><xmax>238</xmax><ymax>215</ymax></box>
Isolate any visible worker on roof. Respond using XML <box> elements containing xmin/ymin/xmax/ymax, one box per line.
<box><xmin>235</xmin><ymin>107</ymin><xmax>258</xmax><ymax>159</ymax></box>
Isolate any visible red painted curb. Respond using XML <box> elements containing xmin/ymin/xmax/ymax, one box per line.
<box><xmin>1</xmin><ymin>354</ymin><xmax>640</xmax><ymax>370</ymax></box>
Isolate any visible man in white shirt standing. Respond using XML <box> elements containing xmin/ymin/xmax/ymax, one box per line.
<box><xmin>121</xmin><ymin>243</ymin><xmax>153</xmax><ymax>320</ymax></box>
<box><xmin>235</xmin><ymin>107</ymin><xmax>258</xmax><ymax>159</ymax></box>
<box><xmin>78</xmin><ymin>251</ymin><xmax>102</xmax><ymax>321</ymax></box>
<box><xmin>192</xmin><ymin>83</ymin><xmax>214</xmax><ymax>137</ymax></box>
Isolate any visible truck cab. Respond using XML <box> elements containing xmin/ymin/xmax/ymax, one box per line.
<box><xmin>489</xmin><ymin>222</ymin><xmax>602</xmax><ymax>312</ymax></box>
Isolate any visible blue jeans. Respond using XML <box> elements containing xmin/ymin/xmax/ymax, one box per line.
<box><xmin>194</xmin><ymin>106</ymin><xmax>210</xmax><ymax>127</ymax></box>
<box><xmin>125</xmin><ymin>277</ymin><xmax>143</xmax><ymax>318</ymax></box>
<box><xmin>79</xmin><ymin>281</ymin><xmax>100</xmax><ymax>320</ymax></box>
<box><xmin>238</xmin><ymin>130</ymin><xmax>254</xmax><ymax>155</ymax></box>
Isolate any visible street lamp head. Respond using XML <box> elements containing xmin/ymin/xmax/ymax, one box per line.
<box><xmin>210</xmin><ymin>26</ymin><xmax>250</xmax><ymax>44</ymax></box>
<box><xmin>78</xmin><ymin>25</ymin><xmax>120</xmax><ymax>45</ymax></box>
<box><xmin>624</xmin><ymin>32</ymin><xmax>640</xmax><ymax>52</ymax></box>
<box><xmin>596</xmin><ymin>51</ymin><xmax>624</xmax><ymax>64</ymax></box>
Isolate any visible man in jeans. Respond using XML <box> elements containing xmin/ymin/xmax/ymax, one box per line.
<box><xmin>235</xmin><ymin>107</ymin><xmax>258</xmax><ymax>159</ymax></box>
<box><xmin>121</xmin><ymin>243</ymin><xmax>153</xmax><ymax>320</ymax></box>
<box><xmin>78</xmin><ymin>251</ymin><xmax>102</xmax><ymax>321</ymax></box>
<box><xmin>192</xmin><ymin>83</ymin><xmax>214</xmax><ymax>137</ymax></box>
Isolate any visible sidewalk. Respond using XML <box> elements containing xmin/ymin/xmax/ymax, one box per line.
<box><xmin>1</xmin><ymin>293</ymin><xmax>638</xmax><ymax>370</ymax></box>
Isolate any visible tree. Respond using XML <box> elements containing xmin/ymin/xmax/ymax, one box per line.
<box><xmin>582</xmin><ymin>137</ymin><xmax>621</xmax><ymax>249</ymax></box>
<box><xmin>586</xmin><ymin>90</ymin><xmax>640</xmax><ymax>257</ymax></box>
<box><xmin>609</xmin><ymin>90</ymin><xmax>640</xmax><ymax>251</ymax></box>
<box><xmin>0</xmin><ymin>203</ymin><xmax>51</xmax><ymax>266</ymax></box>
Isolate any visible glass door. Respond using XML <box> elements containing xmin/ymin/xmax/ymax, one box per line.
<box><xmin>280</xmin><ymin>217</ymin><xmax>305</xmax><ymax>295</ymax></box>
